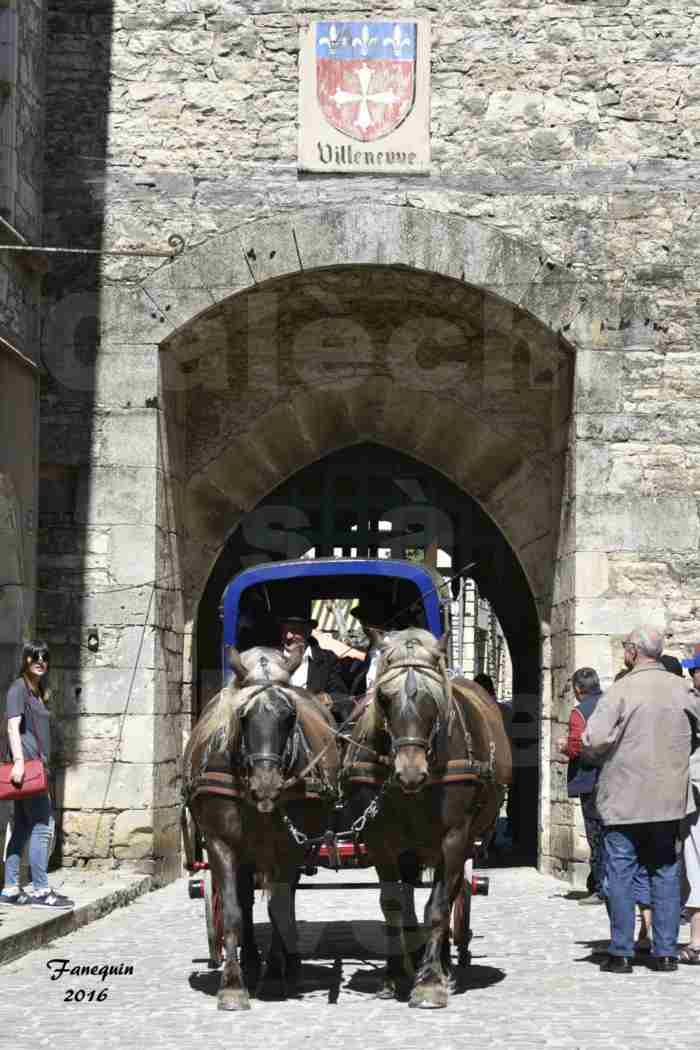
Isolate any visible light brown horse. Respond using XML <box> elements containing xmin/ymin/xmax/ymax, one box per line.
<box><xmin>183</xmin><ymin>646</ymin><xmax>340</xmax><ymax>1010</ymax></box>
<box><xmin>343</xmin><ymin>628</ymin><xmax>512</xmax><ymax>1008</ymax></box>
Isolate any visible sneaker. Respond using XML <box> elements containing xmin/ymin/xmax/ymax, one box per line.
<box><xmin>578</xmin><ymin>892</ymin><xmax>605</xmax><ymax>905</ymax></box>
<box><xmin>30</xmin><ymin>889</ymin><xmax>74</xmax><ymax>910</ymax></box>
<box><xmin>0</xmin><ymin>891</ymin><xmax>30</xmax><ymax>906</ymax></box>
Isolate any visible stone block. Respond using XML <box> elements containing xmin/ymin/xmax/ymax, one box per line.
<box><xmin>184</xmin><ymin>474</ymin><xmax>241</xmax><ymax>551</ymax></box>
<box><xmin>76</xmin><ymin>466</ymin><xmax>158</xmax><ymax>526</ymax></box>
<box><xmin>153</xmin><ymin>804</ymin><xmax>181</xmax><ymax>856</ymax></box>
<box><xmin>93</xmin><ymin>344</ymin><xmax>160</xmax><ymax>407</ymax></box>
<box><xmin>237</xmin><ymin>217</ymin><xmax>305</xmax><ymax>287</ymax></box>
<box><xmin>142</xmin><ymin>253</ymin><xmax>218</xmax><ymax>335</ymax></box>
<box><xmin>571</xmin><ymin>635</ymin><xmax>618</xmax><ymax>686</ymax></box>
<box><xmin>100</xmin><ymin>284</ymin><xmax>175</xmax><ymax>346</ymax></box>
<box><xmin>79</xmin><ymin>585</ymin><xmax>155</xmax><ymax>633</ymax></box>
<box><xmin>109</xmin><ymin>523</ymin><xmax>157</xmax><ymax>585</ymax></box>
<box><xmin>555</xmin><ymin>551</ymin><xmax>610</xmax><ymax>602</ymax></box>
<box><xmin>95</xmin><ymin>412</ymin><xmax>159</xmax><ymax>469</ymax></box>
<box><xmin>62</xmin><ymin>668</ymin><xmax>166</xmax><ymax>716</ymax></box>
<box><xmin>59</xmin><ymin>761</ymin><xmax>154</xmax><ymax>810</ymax></box>
<box><xmin>59</xmin><ymin>809</ymin><xmax>113</xmax><ymax>859</ymax></box>
<box><xmin>574</xmin><ymin>597</ymin><xmax>667</xmax><ymax>636</ymax></box>
<box><xmin>120</xmin><ymin>714</ymin><xmax>178</xmax><ymax>764</ymax></box>
<box><xmin>575</xmin><ymin>494</ymin><xmax>700</xmax><ymax>553</ymax></box>
<box><xmin>112</xmin><ymin>809</ymin><xmax>155</xmax><ymax>860</ymax></box>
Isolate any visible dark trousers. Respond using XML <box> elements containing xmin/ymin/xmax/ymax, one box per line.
<box><xmin>605</xmin><ymin>821</ymin><xmax>680</xmax><ymax>958</ymax></box>
<box><xmin>579</xmin><ymin>790</ymin><xmax>605</xmax><ymax>896</ymax></box>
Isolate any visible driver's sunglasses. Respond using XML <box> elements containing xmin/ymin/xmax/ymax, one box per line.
<box><xmin>29</xmin><ymin>649</ymin><xmax>50</xmax><ymax>664</ymax></box>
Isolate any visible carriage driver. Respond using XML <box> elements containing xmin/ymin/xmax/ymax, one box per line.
<box><xmin>340</xmin><ymin>596</ymin><xmax>396</xmax><ymax>700</ymax></box>
<box><xmin>278</xmin><ymin>610</ymin><xmax>354</xmax><ymax>726</ymax></box>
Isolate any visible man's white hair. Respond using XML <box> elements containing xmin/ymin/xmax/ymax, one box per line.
<box><xmin>625</xmin><ymin>625</ymin><xmax>664</xmax><ymax>659</ymax></box>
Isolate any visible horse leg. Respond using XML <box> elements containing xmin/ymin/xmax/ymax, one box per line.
<box><xmin>410</xmin><ymin>827</ymin><xmax>467</xmax><ymax>1010</ymax></box>
<box><xmin>207</xmin><ymin>838</ymin><xmax>251</xmax><ymax>1011</ymax></box>
<box><xmin>376</xmin><ymin>861</ymin><xmax>412</xmax><ymax>999</ymax></box>
<box><xmin>237</xmin><ymin>864</ymin><xmax>261</xmax><ymax>991</ymax></box>
<box><xmin>263</xmin><ymin>867</ymin><xmax>302</xmax><ymax>997</ymax></box>
<box><xmin>398</xmin><ymin>852</ymin><xmax>423</xmax><ymax>973</ymax></box>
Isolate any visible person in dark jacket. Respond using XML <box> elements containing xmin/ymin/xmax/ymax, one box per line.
<box><xmin>557</xmin><ymin>666</ymin><xmax>604</xmax><ymax>904</ymax></box>
<box><xmin>277</xmin><ymin>613</ymin><xmax>353</xmax><ymax>724</ymax></box>
<box><xmin>341</xmin><ymin>596</ymin><xmax>397</xmax><ymax>699</ymax></box>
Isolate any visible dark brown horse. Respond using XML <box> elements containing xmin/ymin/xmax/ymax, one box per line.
<box><xmin>183</xmin><ymin>646</ymin><xmax>340</xmax><ymax>1011</ymax></box>
<box><xmin>343</xmin><ymin>627</ymin><xmax>512</xmax><ymax>1008</ymax></box>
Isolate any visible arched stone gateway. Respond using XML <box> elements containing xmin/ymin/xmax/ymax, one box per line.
<box><xmin>149</xmin><ymin>205</ymin><xmax>587</xmax><ymax>881</ymax></box>
<box><xmin>60</xmin><ymin>204</ymin><xmax>687</xmax><ymax>884</ymax></box>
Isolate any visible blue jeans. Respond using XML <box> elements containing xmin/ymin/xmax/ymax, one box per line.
<box><xmin>580</xmin><ymin>791</ymin><xmax>605</xmax><ymax>896</ymax></box>
<box><xmin>605</xmin><ymin>821</ymin><xmax>680</xmax><ymax>958</ymax></box>
<box><xmin>3</xmin><ymin>794</ymin><xmax>54</xmax><ymax>893</ymax></box>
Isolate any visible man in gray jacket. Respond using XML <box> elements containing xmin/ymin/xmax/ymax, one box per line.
<box><xmin>583</xmin><ymin>625</ymin><xmax>700</xmax><ymax>973</ymax></box>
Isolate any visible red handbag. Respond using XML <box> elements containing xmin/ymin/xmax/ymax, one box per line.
<box><xmin>0</xmin><ymin>757</ymin><xmax>49</xmax><ymax>801</ymax></box>
<box><xmin>0</xmin><ymin>691</ymin><xmax>49</xmax><ymax>801</ymax></box>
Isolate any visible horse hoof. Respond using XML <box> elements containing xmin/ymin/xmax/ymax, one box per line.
<box><xmin>217</xmin><ymin>990</ymin><xmax>251</xmax><ymax>1012</ymax></box>
<box><xmin>409</xmin><ymin>984</ymin><xmax>448</xmax><ymax>1010</ymax></box>
<box><xmin>376</xmin><ymin>979</ymin><xmax>397</xmax><ymax>1000</ymax></box>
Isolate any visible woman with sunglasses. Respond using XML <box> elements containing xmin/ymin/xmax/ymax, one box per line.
<box><xmin>1</xmin><ymin>642</ymin><xmax>73</xmax><ymax>909</ymax></box>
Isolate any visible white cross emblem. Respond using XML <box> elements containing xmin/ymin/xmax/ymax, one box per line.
<box><xmin>330</xmin><ymin>64</ymin><xmax>399</xmax><ymax>133</ymax></box>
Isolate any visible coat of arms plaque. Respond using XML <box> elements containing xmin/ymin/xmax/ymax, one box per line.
<box><xmin>298</xmin><ymin>19</ymin><xmax>430</xmax><ymax>174</ymax></box>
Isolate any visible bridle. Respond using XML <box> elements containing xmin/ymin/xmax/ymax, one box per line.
<box><xmin>237</xmin><ymin>654</ymin><xmax>299</xmax><ymax>773</ymax></box>
<box><xmin>375</xmin><ymin>644</ymin><xmax>449</xmax><ymax>759</ymax></box>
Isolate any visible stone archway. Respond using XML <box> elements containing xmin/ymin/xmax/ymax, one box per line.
<box><xmin>146</xmin><ymin>204</ymin><xmax>593</xmax><ymax>875</ymax></box>
<box><xmin>85</xmin><ymin>203</ymin><xmax>664</xmax><ymax>879</ymax></box>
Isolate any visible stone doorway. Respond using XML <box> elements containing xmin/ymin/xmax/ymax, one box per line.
<box><xmin>161</xmin><ymin>256</ymin><xmax>575</xmax><ymax>866</ymax></box>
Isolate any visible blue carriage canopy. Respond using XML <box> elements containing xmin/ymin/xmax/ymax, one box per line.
<box><xmin>221</xmin><ymin>558</ymin><xmax>447</xmax><ymax>671</ymax></box>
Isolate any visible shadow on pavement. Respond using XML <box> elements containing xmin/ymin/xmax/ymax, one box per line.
<box><xmin>188</xmin><ymin>918</ymin><xmax>505</xmax><ymax>1001</ymax></box>
<box><xmin>574</xmin><ymin>938</ymin><xmax>611</xmax><ymax>964</ymax></box>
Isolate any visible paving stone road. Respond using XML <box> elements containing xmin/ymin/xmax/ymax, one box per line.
<box><xmin>0</xmin><ymin>864</ymin><xmax>697</xmax><ymax>1050</ymax></box>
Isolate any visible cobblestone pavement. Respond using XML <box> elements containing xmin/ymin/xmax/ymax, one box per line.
<box><xmin>1</xmin><ymin>864</ymin><xmax>698</xmax><ymax>1050</ymax></box>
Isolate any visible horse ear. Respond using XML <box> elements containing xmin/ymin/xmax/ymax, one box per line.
<box><xmin>438</xmin><ymin>631</ymin><xmax>450</xmax><ymax>654</ymax></box>
<box><xmin>228</xmin><ymin>647</ymin><xmax>248</xmax><ymax>682</ymax></box>
<box><xmin>285</xmin><ymin>642</ymin><xmax>304</xmax><ymax>675</ymax></box>
<box><xmin>367</xmin><ymin>627</ymin><xmax>387</xmax><ymax>651</ymax></box>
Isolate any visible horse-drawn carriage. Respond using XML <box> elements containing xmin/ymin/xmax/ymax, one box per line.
<box><xmin>182</xmin><ymin>558</ymin><xmax>510</xmax><ymax>1010</ymax></box>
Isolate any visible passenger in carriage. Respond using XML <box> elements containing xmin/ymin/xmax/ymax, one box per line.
<box><xmin>276</xmin><ymin>609</ymin><xmax>354</xmax><ymax>725</ymax></box>
<box><xmin>341</xmin><ymin>596</ymin><xmax>396</xmax><ymax>701</ymax></box>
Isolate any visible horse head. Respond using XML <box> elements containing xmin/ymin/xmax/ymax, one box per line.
<box><xmin>229</xmin><ymin>645</ymin><xmax>303</xmax><ymax>812</ymax></box>
<box><xmin>372</xmin><ymin>628</ymin><xmax>449</xmax><ymax>793</ymax></box>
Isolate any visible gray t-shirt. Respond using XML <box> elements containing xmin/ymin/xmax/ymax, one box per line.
<box><xmin>6</xmin><ymin>678</ymin><xmax>51</xmax><ymax>763</ymax></box>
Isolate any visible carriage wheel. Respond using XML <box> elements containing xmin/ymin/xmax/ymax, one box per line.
<box><xmin>451</xmin><ymin>878</ymin><xmax>473</xmax><ymax>967</ymax></box>
<box><xmin>204</xmin><ymin>869</ymin><xmax>225</xmax><ymax>969</ymax></box>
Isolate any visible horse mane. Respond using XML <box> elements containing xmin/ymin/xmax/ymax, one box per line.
<box><xmin>376</xmin><ymin>628</ymin><xmax>449</xmax><ymax>714</ymax></box>
<box><xmin>346</xmin><ymin>629</ymin><xmax>448</xmax><ymax>761</ymax></box>
<box><xmin>183</xmin><ymin>647</ymin><xmax>298</xmax><ymax>782</ymax></box>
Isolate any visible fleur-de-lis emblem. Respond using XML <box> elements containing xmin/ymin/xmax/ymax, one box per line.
<box><xmin>352</xmin><ymin>24</ymin><xmax>378</xmax><ymax>56</ymax></box>
<box><xmin>319</xmin><ymin>22</ymin><xmax>345</xmax><ymax>53</ymax></box>
<box><xmin>383</xmin><ymin>23</ymin><xmax>411</xmax><ymax>58</ymax></box>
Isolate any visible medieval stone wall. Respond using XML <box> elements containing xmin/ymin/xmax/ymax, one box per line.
<box><xmin>38</xmin><ymin>2</ymin><xmax>700</xmax><ymax>881</ymax></box>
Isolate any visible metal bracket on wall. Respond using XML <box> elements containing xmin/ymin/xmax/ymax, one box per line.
<box><xmin>0</xmin><ymin>233</ymin><xmax>186</xmax><ymax>259</ymax></box>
